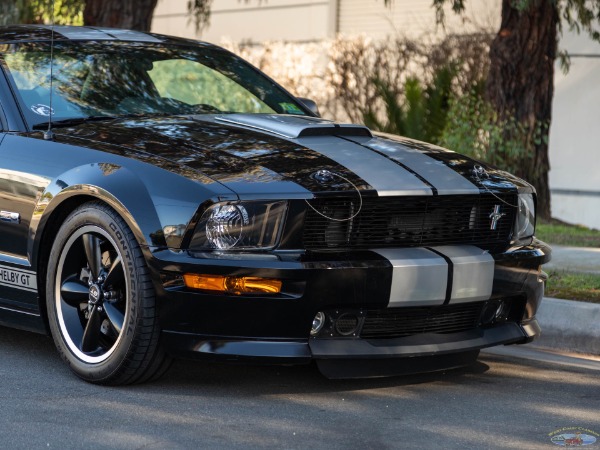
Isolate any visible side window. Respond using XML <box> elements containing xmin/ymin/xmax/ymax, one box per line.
<box><xmin>148</xmin><ymin>59</ymin><xmax>274</xmax><ymax>114</ymax></box>
<box><xmin>4</xmin><ymin>52</ymin><xmax>89</xmax><ymax>121</ymax></box>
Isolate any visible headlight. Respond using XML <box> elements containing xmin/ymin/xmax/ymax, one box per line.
<box><xmin>190</xmin><ymin>201</ymin><xmax>287</xmax><ymax>250</ymax></box>
<box><xmin>513</xmin><ymin>193</ymin><xmax>535</xmax><ymax>242</ymax></box>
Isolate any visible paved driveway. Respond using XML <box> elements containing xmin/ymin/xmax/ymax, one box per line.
<box><xmin>1</xmin><ymin>327</ymin><xmax>599</xmax><ymax>449</ymax></box>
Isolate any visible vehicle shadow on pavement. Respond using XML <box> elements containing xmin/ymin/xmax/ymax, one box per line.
<box><xmin>0</xmin><ymin>325</ymin><xmax>490</xmax><ymax>392</ymax></box>
<box><xmin>148</xmin><ymin>356</ymin><xmax>492</xmax><ymax>395</ymax></box>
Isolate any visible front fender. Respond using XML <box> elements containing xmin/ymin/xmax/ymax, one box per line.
<box><xmin>30</xmin><ymin>162</ymin><xmax>213</xmax><ymax>268</ymax></box>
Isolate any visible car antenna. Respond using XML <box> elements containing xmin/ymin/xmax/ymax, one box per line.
<box><xmin>43</xmin><ymin>0</ymin><xmax>56</xmax><ymax>141</ymax></box>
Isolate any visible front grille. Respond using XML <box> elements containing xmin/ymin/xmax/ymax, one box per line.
<box><xmin>303</xmin><ymin>193</ymin><xmax>517</xmax><ymax>251</ymax></box>
<box><xmin>361</xmin><ymin>302</ymin><xmax>485</xmax><ymax>339</ymax></box>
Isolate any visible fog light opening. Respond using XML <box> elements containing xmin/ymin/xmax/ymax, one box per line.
<box><xmin>311</xmin><ymin>312</ymin><xmax>326</xmax><ymax>336</ymax></box>
<box><xmin>335</xmin><ymin>313</ymin><xmax>360</xmax><ymax>336</ymax></box>
<box><xmin>494</xmin><ymin>301</ymin><xmax>510</xmax><ymax>322</ymax></box>
<box><xmin>480</xmin><ymin>300</ymin><xmax>507</xmax><ymax>326</ymax></box>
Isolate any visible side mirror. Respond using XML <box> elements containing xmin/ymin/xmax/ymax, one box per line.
<box><xmin>297</xmin><ymin>97</ymin><xmax>321</xmax><ymax>117</ymax></box>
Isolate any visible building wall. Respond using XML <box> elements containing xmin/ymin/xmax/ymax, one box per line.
<box><xmin>152</xmin><ymin>0</ymin><xmax>335</xmax><ymax>43</ymax></box>
<box><xmin>549</xmin><ymin>29</ymin><xmax>600</xmax><ymax>228</ymax></box>
<box><xmin>338</xmin><ymin>0</ymin><xmax>499</xmax><ymax>38</ymax></box>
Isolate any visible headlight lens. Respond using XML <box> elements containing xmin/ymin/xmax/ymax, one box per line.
<box><xmin>513</xmin><ymin>193</ymin><xmax>535</xmax><ymax>241</ymax></box>
<box><xmin>190</xmin><ymin>201</ymin><xmax>287</xmax><ymax>250</ymax></box>
<box><xmin>206</xmin><ymin>204</ymin><xmax>247</xmax><ymax>249</ymax></box>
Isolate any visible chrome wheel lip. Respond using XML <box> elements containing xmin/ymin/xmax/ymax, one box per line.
<box><xmin>55</xmin><ymin>225</ymin><xmax>129</xmax><ymax>364</ymax></box>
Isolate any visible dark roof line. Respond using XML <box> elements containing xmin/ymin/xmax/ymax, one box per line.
<box><xmin>0</xmin><ymin>24</ymin><xmax>212</xmax><ymax>47</ymax></box>
<box><xmin>36</xmin><ymin>25</ymin><xmax>163</xmax><ymax>43</ymax></box>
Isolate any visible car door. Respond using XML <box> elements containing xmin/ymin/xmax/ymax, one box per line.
<box><xmin>0</xmin><ymin>73</ymin><xmax>46</xmax><ymax>316</ymax></box>
<box><xmin>0</xmin><ymin>156</ymin><xmax>47</xmax><ymax>262</ymax></box>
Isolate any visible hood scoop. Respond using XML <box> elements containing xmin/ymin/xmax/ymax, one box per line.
<box><xmin>215</xmin><ymin>114</ymin><xmax>372</xmax><ymax>139</ymax></box>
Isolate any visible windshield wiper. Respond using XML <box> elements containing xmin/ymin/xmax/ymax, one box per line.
<box><xmin>32</xmin><ymin>112</ymin><xmax>179</xmax><ymax>130</ymax></box>
<box><xmin>32</xmin><ymin>115</ymin><xmax>118</xmax><ymax>130</ymax></box>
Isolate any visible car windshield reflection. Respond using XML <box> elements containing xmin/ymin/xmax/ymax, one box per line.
<box><xmin>1</xmin><ymin>41</ymin><xmax>308</xmax><ymax>128</ymax></box>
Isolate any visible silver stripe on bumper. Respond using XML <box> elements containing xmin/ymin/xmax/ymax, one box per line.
<box><xmin>432</xmin><ymin>245</ymin><xmax>495</xmax><ymax>303</ymax></box>
<box><xmin>373</xmin><ymin>248</ymin><xmax>447</xmax><ymax>307</ymax></box>
<box><xmin>375</xmin><ymin>245</ymin><xmax>494</xmax><ymax>307</ymax></box>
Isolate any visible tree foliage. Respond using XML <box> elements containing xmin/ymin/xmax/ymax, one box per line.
<box><xmin>187</xmin><ymin>0</ymin><xmax>213</xmax><ymax>33</ymax></box>
<box><xmin>364</xmin><ymin>64</ymin><xmax>457</xmax><ymax>144</ymax></box>
<box><xmin>11</xmin><ymin>0</ymin><xmax>252</xmax><ymax>32</ymax></box>
<box><xmin>18</xmin><ymin>0</ymin><xmax>84</xmax><ymax>25</ymax></box>
<box><xmin>440</xmin><ymin>89</ymin><xmax>536</xmax><ymax>175</ymax></box>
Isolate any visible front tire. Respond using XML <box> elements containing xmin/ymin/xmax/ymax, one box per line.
<box><xmin>46</xmin><ymin>202</ymin><xmax>170</xmax><ymax>385</ymax></box>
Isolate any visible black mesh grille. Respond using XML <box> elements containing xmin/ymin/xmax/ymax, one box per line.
<box><xmin>361</xmin><ymin>302</ymin><xmax>485</xmax><ymax>339</ymax></box>
<box><xmin>303</xmin><ymin>193</ymin><xmax>516</xmax><ymax>251</ymax></box>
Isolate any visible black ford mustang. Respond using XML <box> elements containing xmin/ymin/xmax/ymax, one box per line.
<box><xmin>0</xmin><ymin>25</ymin><xmax>550</xmax><ymax>384</ymax></box>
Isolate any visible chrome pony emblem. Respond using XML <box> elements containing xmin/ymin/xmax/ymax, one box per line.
<box><xmin>489</xmin><ymin>205</ymin><xmax>506</xmax><ymax>230</ymax></box>
<box><xmin>473</xmin><ymin>164</ymin><xmax>489</xmax><ymax>179</ymax></box>
<box><xmin>89</xmin><ymin>285</ymin><xmax>101</xmax><ymax>304</ymax></box>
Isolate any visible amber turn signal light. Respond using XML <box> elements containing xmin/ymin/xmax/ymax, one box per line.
<box><xmin>183</xmin><ymin>274</ymin><xmax>282</xmax><ymax>295</ymax></box>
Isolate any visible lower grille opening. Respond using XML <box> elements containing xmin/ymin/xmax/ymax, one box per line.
<box><xmin>360</xmin><ymin>297</ymin><xmax>524</xmax><ymax>339</ymax></box>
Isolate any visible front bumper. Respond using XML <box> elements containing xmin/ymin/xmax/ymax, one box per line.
<box><xmin>149</xmin><ymin>239</ymin><xmax>550</xmax><ymax>376</ymax></box>
<box><xmin>162</xmin><ymin>319</ymin><xmax>541</xmax><ymax>378</ymax></box>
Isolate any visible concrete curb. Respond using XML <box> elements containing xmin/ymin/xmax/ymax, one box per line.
<box><xmin>531</xmin><ymin>297</ymin><xmax>600</xmax><ymax>355</ymax></box>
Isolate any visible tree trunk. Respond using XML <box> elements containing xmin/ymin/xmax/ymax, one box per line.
<box><xmin>83</xmin><ymin>0</ymin><xmax>159</xmax><ymax>31</ymax></box>
<box><xmin>486</xmin><ymin>0</ymin><xmax>558</xmax><ymax>220</ymax></box>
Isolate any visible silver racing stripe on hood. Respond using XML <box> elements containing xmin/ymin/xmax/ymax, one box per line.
<box><xmin>346</xmin><ymin>136</ymin><xmax>481</xmax><ymax>195</ymax></box>
<box><xmin>294</xmin><ymin>136</ymin><xmax>433</xmax><ymax>196</ymax></box>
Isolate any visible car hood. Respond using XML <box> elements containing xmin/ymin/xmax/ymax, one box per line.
<box><xmin>54</xmin><ymin>114</ymin><xmax>527</xmax><ymax>198</ymax></box>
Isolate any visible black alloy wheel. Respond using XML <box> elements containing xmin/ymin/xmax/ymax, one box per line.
<box><xmin>46</xmin><ymin>202</ymin><xmax>170</xmax><ymax>384</ymax></box>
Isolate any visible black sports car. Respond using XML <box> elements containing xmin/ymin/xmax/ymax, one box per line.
<box><xmin>0</xmin><ymin>25</ymin><xmax>550</xmax><ymax>385</ymax></box>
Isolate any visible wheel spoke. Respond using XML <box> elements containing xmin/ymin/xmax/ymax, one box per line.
<box><xmin>104</xmin><ymin>301</ymin><xmax>124</xmax><ymax>335</ymax></box>
<box><xmin>82</xmin><ymin>233</ymin><xmax>102</xmax><ymax>280</ymax></box>
<box><xmin>60</xmin><ymin>275</ymin><xmax>89</xmax><ymax>308</ymax></box>
<box><xmin>81</xmin><ymin>305</ymin><xmax>102</xmax><ymax>353</ymax></box>
<box><xmin>104</xmin><ymin>256</ymin><xmax>124</xmax><ymax>288</ymax></box>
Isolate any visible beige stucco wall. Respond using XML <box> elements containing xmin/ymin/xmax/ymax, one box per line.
<box><xmin>153</xmin><ymin>0</ymin><xmax>335</xmax><ymax>43</ymax></box>
<box><xmin>338</xmin><ymin>0</ymin><xmax>499</xmax><ymax>38</ymax></box>
<box><xmin>153</xmin><ymin>0</ymin><xmax>500</xmax><ymax>43</ymax></box>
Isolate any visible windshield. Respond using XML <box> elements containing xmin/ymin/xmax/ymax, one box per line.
<box><xmin>0</xmin><ymin>40</ymin><xmax>309</xmax><ymax>128</ymax></box>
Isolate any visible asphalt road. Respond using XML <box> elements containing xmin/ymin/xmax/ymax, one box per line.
<box><xmin>1</xmin><ymin>327</ymin><xmax>599</xmax><ymax>450</ymax></box>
